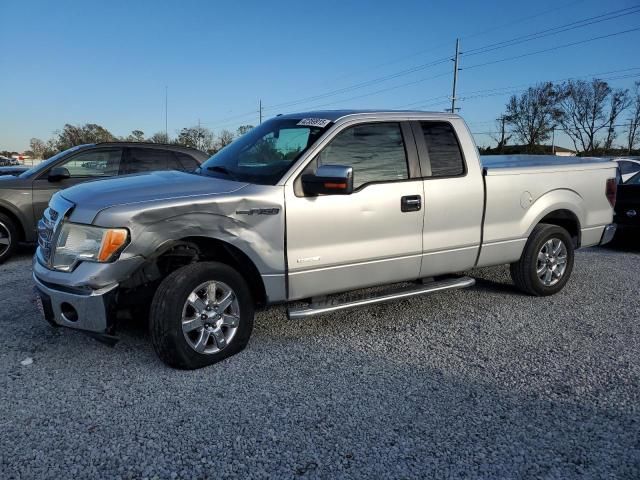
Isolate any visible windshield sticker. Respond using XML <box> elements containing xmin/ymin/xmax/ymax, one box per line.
<box><xmin>297</xmin><ymin>118</ymin><xmax>331</xmax><ymax>128</ymax></box>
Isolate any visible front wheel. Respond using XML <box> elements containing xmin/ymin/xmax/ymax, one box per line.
<box><xmin>149</xmin><ymin>262</ymin><xmax>254</xmax><ymax>369</ymax></box>
<box><xmin>0</xmin><ymin>213</ymin><xmax>18</xmax><ymax>264</ymax></box>
<box><xmin>510</xmin><ymin>223</ymin><xmax>575</xmax><ymax>296</ymax></box>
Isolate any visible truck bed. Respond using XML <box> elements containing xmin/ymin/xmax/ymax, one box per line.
<box><xmin>476</xmin><ymin>155</ymin><xmax>617</xmax><ymax>268</ymax></box>
<box><xmin>480</xmin><ymin>155</ymin><xmax>611</xmax><ymax>171</ymax></box>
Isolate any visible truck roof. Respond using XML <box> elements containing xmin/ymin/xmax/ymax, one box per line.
<box><xmin>277</xmin><ymin>110</ymin><xmax>460</xmax><ymax>122</ymax></box>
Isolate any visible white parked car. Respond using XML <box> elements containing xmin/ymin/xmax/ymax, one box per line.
<box><xmin>613</xmin><ymin>158</ymin><xmax>640</xmax><ymax>183</ymax></box>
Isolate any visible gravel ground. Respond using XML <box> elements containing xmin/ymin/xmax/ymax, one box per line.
<box><xmin>1</xmin><ymin>244</ymin><xmax>639</xmax><ymax>479</ymax></box>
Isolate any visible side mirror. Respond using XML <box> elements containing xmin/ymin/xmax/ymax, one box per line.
<box><xmin>302</xmin><ymin>164</ymin><xmax>353</xmax><ymax>196</ymax></box>
<box><xmin>48</xmin><ymin>166</ymin><xmax>71</xmax><ymax>182</ymax></box>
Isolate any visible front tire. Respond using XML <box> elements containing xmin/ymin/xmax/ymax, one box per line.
<box><xmin>149</xmin><ymin>262</ymin><xmax>254</xmax><ymax>369</ymax></box>
<box><xmin>510</xmin><ymin>223</ymin><xmax>575</xmax><ymax>296</ymax></box>
<box><xmin>0</xmin><ymin>213</ymin><xmax>18</xmax><ymax>264</ymax></box>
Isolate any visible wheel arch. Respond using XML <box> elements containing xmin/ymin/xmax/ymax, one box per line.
<box><xmin>0</xmin><ymin>203</ymin><xmax>27</xmax><ymax>242</ymax></box>
<box><xmin>523</xmin><ymin>189</ymin><xmax>585</xmax><ymax>248</ymax></box>
<box><xmin>124</xmin><ymin>236</ymin><xmax>268</xmax><ymax>308</ymax></box>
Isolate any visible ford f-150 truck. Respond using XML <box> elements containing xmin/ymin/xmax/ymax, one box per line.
<box><xmin>32</xmin><ymin>110</ymin><xmax>618</xmax><ymax>369</ymax></box>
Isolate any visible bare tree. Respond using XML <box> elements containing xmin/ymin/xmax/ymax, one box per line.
<box><xmin>603</xmin><ymin>89</ymin><xmax>631</xmax><ymax>151</ymax></box>
<box><xmin>217</xmin><ymin>130</ymin><xmax>234</xmax><ymax>149</ymax></box>
<box><xmin>557</xmin><ymin>79</ymin><xmax>615</xmax><ymax>153</ymax></box>
<box><xmin>505</xmin><ymin>82</ymin><xmax>561</xmax><ymax>151</ymax></box>
<box><xmin>149</xmin><ymin>132</ymin><xmax>170</xmax><ymax>143</ymax></box>
<box><xmin>626</xmin><ymin>82</ymin><xmax>640</xmax><ymax>154</ymax></box>
<box><xmin>490</xmin><ymin>116</ymin><xmax>512</xmax><ymax>152</ymax></box>
<box><xmin>29</xmin><ymin>138</ymin><xmax>46</xmax><ymax>159</ymax></box>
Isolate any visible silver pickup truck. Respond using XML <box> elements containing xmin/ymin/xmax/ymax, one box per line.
<box><xmin>32</xmin><ymin>110</ymin><xmax>618</xmax><ymax>369</ymax></box>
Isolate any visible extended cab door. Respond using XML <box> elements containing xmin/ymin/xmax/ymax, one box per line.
<box><xmin>31</xmin><ymin>148</ymin><xmax>123</xmax><ymax>225</ymax></box>
<box><xmin>285</xmin><ymin>121</ymin><xmax>424</xmax><ymax>300</ymax></box>
<box><xmin>411</xmin><ymin>120</ymin><xmax>484</xmax><ymax>276</ymax></box>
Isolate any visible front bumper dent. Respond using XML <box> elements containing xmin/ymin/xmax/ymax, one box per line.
<box><xmin>599</xmin><ymin>223</ymin><xmax>617</xmax><ymax>246</ymax></box>
<box><xmin>33</xmin><ymin>273</ymin><xmax>118</xmax><ymax>334</ymax></box>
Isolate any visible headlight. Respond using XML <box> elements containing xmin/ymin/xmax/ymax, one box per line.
<box><xmin>52</xmin><ymin>223</ymin><xmax>128</xmax><ymax>271</ymax></box>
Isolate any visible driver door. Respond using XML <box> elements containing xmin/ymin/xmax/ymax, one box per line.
<box><xmin>285</xmin><ymin>121</ymin><xmax>424</xmax><ymax>300</ymax></box>
<box><xmin>31</xmin><ymin>148</ymin><xmax>122</xmax><ymax>224</ymax></box>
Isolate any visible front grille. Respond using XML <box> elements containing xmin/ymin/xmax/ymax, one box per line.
<box><xmin>37</xmin><ymin>208</ymin><xmax>58</xmax><ymax>264</ymax></box>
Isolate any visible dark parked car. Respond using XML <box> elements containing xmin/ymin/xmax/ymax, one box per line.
<box><xmin>0</xmin><ymin>142</ymin><xmax>208</xmax><ymax>263</ymax></box>
<box><xmin>0</xmin><ymin>166</ymin><xmax>30</xmax><ymax>176</ymax></box>
<box><xmin>0</xmin><ymin>156</ymin><xmax>21</xmax><ymax>167</ymax></box>
<box><xmin>614</xmin><ymin>171</ymin><xmax>640</xmax><ymax>235</ymax></box>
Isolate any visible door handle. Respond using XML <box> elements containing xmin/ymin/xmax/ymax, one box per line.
<box><xmin>401</xmin><ymin>195</ymin><xmax>422</xmax><ymax>212</ymax></box>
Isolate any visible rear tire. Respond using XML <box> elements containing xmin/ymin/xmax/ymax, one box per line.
<box><xmin>0</xmin><ymin>213</ymin><xmax>18</xmax><ymax>264</ymax></box>
<box><xmin>149</xmin><ymin>262</ymin><xmax>254</xmax><ymax>369</ymax></box>
<box><xmin>510</xmin><ymin>223</ymin><xmax>575</xmax><ymax>296</ymax></box>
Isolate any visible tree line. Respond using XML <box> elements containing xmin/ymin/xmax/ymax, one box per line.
<box><xmin>485</xmin><ymin>79</ymin><xmax>640</xmax><ymax>155</ymax></box>
<box><xmin>22</xmin><ymin>124</ymin><xmax>255</xmax><ymax>160</ymax></box>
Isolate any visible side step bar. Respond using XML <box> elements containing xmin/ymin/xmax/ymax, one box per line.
<box><xmin>287</xmin><ymin>276</ymin><xmax>475</xmax><ymax>320</ymax></box>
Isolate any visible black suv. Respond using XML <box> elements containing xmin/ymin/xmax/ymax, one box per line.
<box><xmin>0</xmin><ymin>142</ymin><xmax>208</xmax><ymax>263</ymax></box>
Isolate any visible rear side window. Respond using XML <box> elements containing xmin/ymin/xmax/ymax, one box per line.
<box><xmin>316</xmin><ymin>122</ymin><xmax>408</xmax><ymax>189</ymax></box>
<box><xmin>419</xmin><ymin>122</ymin><xmax>465</xmax><ymax>177</ymax></box>
<box><xmin>175</xmin><ymin>152</ymin><xmax>200</xmax><ymax>171</ymax></box>
<box><xmin>124</xmin><ymin>148</ymin><xmax>173</xmax><ymax>174</ymax></box>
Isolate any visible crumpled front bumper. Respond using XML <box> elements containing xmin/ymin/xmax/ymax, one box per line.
<box><xmin>33</xmin><ymin>273</ymin><xmax>118</xmax><ymax>335</ymax></box>
<box><xmin>32</xmin><ymin>253</ymin><xmax>145</xmax><ymax>339</ymax></box>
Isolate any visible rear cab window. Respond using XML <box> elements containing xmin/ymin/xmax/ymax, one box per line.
<box><xmin>417</xmin><ymin>121</ymin><xmax>466</xmax><ymax>178</ymax></box>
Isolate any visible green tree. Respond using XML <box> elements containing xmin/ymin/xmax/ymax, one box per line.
<box><xmin>236</xmin><ymin>125</ymin><xmax>254</xmax><ymax>136</ymax></box>
<box><xmin>127</xmin><ymin>130</ymin><xmax>146</xmax><ymax>142</ymax></box>
<box><xmin>54</xmin><ymin>123</ymin><xmax>116</xmax><ymax>151</ymax></box>
<box><xmin>177</xmin><ymin>125</ymin><xmax>215</xmax><ymax>151</ymax></box>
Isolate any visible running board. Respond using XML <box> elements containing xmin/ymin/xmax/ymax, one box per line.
<box><xmin>287</xmin><ymin>276</ymin><xmax>475</xmax><ymax>320</ymax></box>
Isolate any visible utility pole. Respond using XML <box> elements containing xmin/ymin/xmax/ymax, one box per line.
<box><xmin>259</xmin><ymin>99</ymin><xmax>263</xmax><ymax>124</ymax></box>
<box><xmin>498</xmin><ymin>115</ymin><xmax>508</xmax><ymax>152</ymax></box>
<box><xmin>450</xmin><ymin>38</ymin><xmax>460</xmax><ymax>114</ymax></box>
<box><xmin>551</xmin><ymin>125</ymin><xmax>556</xmax><ymax>155</ymax></box>
<box><xmin>197</xmin><ymin>118</ymin><xmax>201</xmax><ymax>151</ymax></box>
<box><xmin>164</xmin><ymin>86</ymin><xmax>168</xmax><ymax>141</ymax></box>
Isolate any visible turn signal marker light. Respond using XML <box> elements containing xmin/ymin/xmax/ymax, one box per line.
<box><xmin>98</xmin><ymin>229</ymin><xmax>128</xmax><ymax>262</ymax></box>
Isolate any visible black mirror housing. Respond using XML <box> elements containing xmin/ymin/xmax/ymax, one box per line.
<box><xmin>48</xmin><ymin>166</ymin><xmax>71</xmax><ymax>182</ymax></box>
<box><xmin>302</xmin><ymin>164</ymin><xmax>354</xmax><ymax>196</ymax></box>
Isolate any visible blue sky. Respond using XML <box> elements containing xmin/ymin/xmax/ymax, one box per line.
<box><xmin>1</xmin><ymin>0</ymin><xmax>639</xmax><ymax>152</ymax></box>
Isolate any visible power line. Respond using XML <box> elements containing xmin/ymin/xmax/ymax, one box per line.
<box><xmin>202</xmin><ymin>10</ymin><xmax>640</xmax><ymax>129</ymax></box>
<box><xmin>396</xmin><ymin>67</ymin><xmax>640</xmax><ymax>111</ymax></box>
<box><xmin>464</xmin><ymin>27</ymin><xmax>640</xmax><ymax>70</ymax></box>
<box><xmin>464</xmin><ymin>6</ymin><xmax>640</xmax><ymax>57</ymax></box>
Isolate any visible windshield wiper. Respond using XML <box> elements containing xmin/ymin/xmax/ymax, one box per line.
<box><xmin>206</xmin><ymin>165</ymin><xmax>237</xmax><ymax>180</ymax></box>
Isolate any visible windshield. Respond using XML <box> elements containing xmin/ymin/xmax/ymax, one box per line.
<box><xmin>199</xmin><ymin>117</ymin><xmax>331</xmax><ymax>185</ymax></box>
<box><xmin>18</xmin><ymin>145</ymin><xmax>88</xmax><ymax>179</ymax></box>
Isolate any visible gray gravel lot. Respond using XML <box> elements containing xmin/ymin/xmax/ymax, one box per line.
<box><xmin>1</xmin><ymin>244</ymin><xmax>639</xmax><ymax>479</ymax></box>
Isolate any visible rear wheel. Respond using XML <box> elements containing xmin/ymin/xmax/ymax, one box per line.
<box><xmin>510</xmin><ymin>223</ymin><xmax>575</xmax><ymax>296</ymax></box>
<box><xmin>149</xmin><ymin>262</ymin><xmax>254</xmax><ymax>369</ymax></box>
<box><xmin>0</xmin><ymin>213</ymin><xmax>18</xmax><ymax>264</ymax></box>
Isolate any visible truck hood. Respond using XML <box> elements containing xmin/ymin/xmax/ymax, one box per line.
<box><xmin>60</xmin><ymin>170</ymin><xmax>249</xmax><ymax>212</ymax></box>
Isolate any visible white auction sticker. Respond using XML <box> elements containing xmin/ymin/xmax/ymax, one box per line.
<box><xmin>297</xmin><ymin>118</ymin><xmax>331</xmax><ymax>128</ymax></box>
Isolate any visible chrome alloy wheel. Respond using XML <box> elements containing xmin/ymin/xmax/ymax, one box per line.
<box><xmin>0</xmin><ymin>221</ymin><xmax>11</xmax><ymax>257</ymax></box>
<box><xmin>536</xmin><ymin>238</ymin><xmax>568</xmax><ymax>287</ymax></box>
<box><xmin>181</xmin><ymin>281</ymin><xmax>240</xmax><ymax>354</ymax></box>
